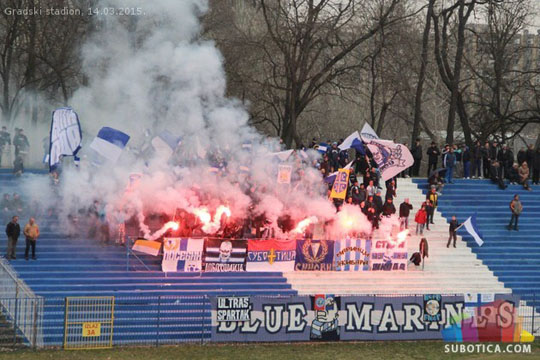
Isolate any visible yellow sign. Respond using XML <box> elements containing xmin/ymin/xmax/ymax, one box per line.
<box><xmin>82</xmin><ymin>322</ymin><xmax>101</xmax><ymax>337</ymax></box>
<box><xmin>277</xmin><ymin>165</ymin><xmax>292</xmax><ymax>184</ymax></box>
<box><xmin>330</xmin><ymin>168</ymin><xmax>350</xmax><ymax>199</ymax></box>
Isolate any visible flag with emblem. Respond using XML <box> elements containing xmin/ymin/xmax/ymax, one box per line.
<box><xmin>246</xmin><ymin>239</ymin><xmax>296</xmax><ymax>272</ymax></box>
<box><xmin>330</xmin><ymin>168</ymin><xmax>350</xmax><ymax>199</ymax></box>
<box><xmin>333</xmin><ymin>238</ymin><xmax>371</xmax><ymax>271</ymax></box>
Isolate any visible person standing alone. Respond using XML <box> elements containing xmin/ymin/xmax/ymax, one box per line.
<box><xmin>443</xmin><ymin>147</ymin><xmax>456</xmax><ymax>184</ymax></box>
<box><xmin>508</xmin><ymin>195</ymin><xmax>522</xmax><ymax>231</ymax></box>
<box><xmin>5</xmin><ymin>216</ymin><xmax>20</xmax><ymax>259</ymax></box>
<box><xmin>447</xmin><ymin>216</ymin><xmax>461</xmax><ymax>248</ymax></box>
<box><xmin>24</xmin><ymin>217</ymin><xmax>39</xmax><ymax>260</ymax></box>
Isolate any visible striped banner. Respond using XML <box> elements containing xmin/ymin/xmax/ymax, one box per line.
<box><xmin>333</xmin><ymin>238</ymin><xmax>371</xmax><ymax>271</ymax></box>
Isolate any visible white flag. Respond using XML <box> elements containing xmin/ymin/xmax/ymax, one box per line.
<box><xmin>360</xmin><ymin>123</ymin><xmax>379</xmax><ymax>142</ymax></box>
<box><xmin>365</xmin><ymin>139</ymin><xmax>413</xmax><ymax>181</ymax></box>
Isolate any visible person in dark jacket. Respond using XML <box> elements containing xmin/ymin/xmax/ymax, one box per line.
<box><xmin>489</xmin><ymin>160</ymin><xmax>507</xmax><ymax>189</ymax></box>
<box><xmin>399</xmin><ymin>198</ymin><xmax>413</xmax><ymax>231</ymax></box>
<box><xmin>471</xmin><ymin>140</ymin><xmax>483</xmax><ymax>178</ymax></box>
<box><xmin>426</xmin><ymin>142</ymin><xmax>440</xmax><ymax>178</ymax></box>
<box><xmin>420</xmin><ymin>237</ymin><xmax>429</xmax><ymax>260</ymax></box>
<box><xmin>517</xmin><ymin>147</ymin><xmax>527</xmax><ymax>166</ymax></box>
<box><xmin>533</xmin><ymin>148</ymin><xmax>540</xmax><ymax>185</ymax></box>
<box><xmin>443</xmin><ymin>148</ymin><xmax>456</xmax><ymax>184</ymax></box>
<box><xmin>482</xmin><ymin>142</ymin><xmax>491</xmax><ymax>179</ymax></box>
<box><xmin>425</xmin><ymin>200</ymin><xmax>434</xmax><ymax>230</ymax></box>
<box><xmin>373</xmin><ymin>191</ymin><xmax>384</xmax><ymax>216</ymax></box>
<box><xmin>328</xmin><ymin>142</ymin><xmax>340</xmax><ymax>172</ymax></box>
<box><xmin>385</xmin><ymin>179</ymin><xmax>396</xmax><ymax>200</ymax></box>
<box><xmin>410</xmin><ymin>138</ymin><xmax>423</xmax><ymax>177</ymax></box>
<box><xmin>462</xmin><ymin>145</ymin><xmax>471</xmax><ymax>179</ymax></box>
<box><xmin>527</xmin><ymin>144</ymin><xmax>535</xmax><ymax>177</ymax></box>
<box><xmin>447</xmin><ymin>216</ymin><xmax>461</xmax><ymax>248</ymax></box>
<box><xmin>382</xmin><ymin>198</ymin><xmax>396</xmax><ymax>217</ymax></box>
<box><xmin>5</xmin><ymin>215</ymin><xmax>20</xmax><ymax>259</ymax></box>
<box><xmin>498</xmin><ymin>145</ymin><xmax>514</xmax><ymax>179</ymax></box>
<box><xmin>508</xmin><ymin>163</ymin><xmax>520</xmax><ymax>184</ymax></box>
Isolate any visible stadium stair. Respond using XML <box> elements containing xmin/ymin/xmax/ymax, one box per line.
<box><xmin>413</xmin><ymin>178</ymin><xmax>540</xmax><ymax>315</ymax></box>
<box><xmin>286</xmin><ymin>178</ymin><xmax>510</xmax><ymax>296</ymax></box>
<box><xmin>0</xmin><ymin>171</ymin><xmax>295</xmax><ymax>346</ymax></box>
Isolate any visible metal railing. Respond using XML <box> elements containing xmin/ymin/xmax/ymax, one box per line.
<box><xmin>0</xmin><ymin>257</ymin><xmax>43</xmax><ymax>348</ymax></box>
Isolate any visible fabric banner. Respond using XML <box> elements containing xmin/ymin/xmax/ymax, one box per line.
<box><xmin>277</xmin><ymin>165</ymin><xmax>292</xmax><ymax>184</ymax></box>
<box><xmin>49</xmin><ymin>107</ymin><xmax>82</xmax><ymax>171</ymax></box>
<box><xmin>132</xmin><ymin>239</ymin><xmax>161</xmax><ymax>256</ymax></box>
<box><xmin>89</xmin><ymin>126</ymin><xmax>130</xmax><ymax>164</ymax></box>
<box><xmin>204</xmin><ymin>239</ymin><xmax>247</xmax><ymax>272</ymax></box>
<box><xmin>330</xmin><ymin>168</ymin><xmax>350</xmax><ymax>199</ymax></box>
<box><xmin>369</xmin><ymin>238</ymin><xmax>407</xmax><ymax>271</ymax></box>
<box><xmin>365</xmin><ymin>139</ymin><xmax>414</xmax><ymax>181</ymax></box>
<box><xmin>295</xmin><ymin>239</ymin><xmax>334</xmax><ymax>271</ymax></box>
<box><xmin>209</xmin><ymin>294</ymin><xmax>493</xmax><ymax>342</ymax></box>
<box><xmin>333</xmin><ymin>238</ymin><xmax>371</xmax><ymax>271</ymax></box>
<box><xmin>360</xmin><ymin>122</ymin><xmax>379</xmax><ymax>142</ymax></box>
<box><xmin>161</xmin><ymin>238</ymin><xmax>203</xmax><ymax>272</ymax></box>
<box><xmin>246</xmin><ymin>239</ymin><xmax>296</xmax><ymax>272</ymax></box>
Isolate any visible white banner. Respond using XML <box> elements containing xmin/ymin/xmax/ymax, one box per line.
<box><xmin>162</xmin><ymin>238</ymin><xmax>203</xmax><ymax>272</ymax></box>
<box><xmin>365</xmin><ymin>139</ymin><xmax>414</xmax><ymax>181</ymax></box>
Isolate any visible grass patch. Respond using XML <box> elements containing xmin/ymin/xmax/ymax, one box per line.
<box><xmin>0</xmin><ymin>341</ymin><xmax>539</xmax><ymax>360</ymax></box>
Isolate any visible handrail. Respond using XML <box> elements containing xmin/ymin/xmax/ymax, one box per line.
<box><xmin>0</xmin><ymin>256</ymin><xmax>43</xmax><ymax>348</ymax></box>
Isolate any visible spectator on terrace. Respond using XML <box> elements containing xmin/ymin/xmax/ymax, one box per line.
<box><xmin>373</xmin><ymin>190</ymin><xmax>383</xmax><ymax>216</ymax></box>
<box><xmin>425</xmin><ymin>199</ymin><xmax>434</xmax><ymax>230</ymax></box>
<box><xmin>447</xmin><ymin>215</ymin><xmax>461</xmax><ymax>248</ymax></box>
<box><xmin>382</xmin><ymin>198</ymin><xmax>396</xmax><ymax>217</ymax></box>
<box><xmin>533</xmin><ymin>148</ymin><xmax>540</xmax><ymax>185</ymax></box>
<box><xmin>471</xmin><ymin>140</ymin><xmax>483</xmax><ymax>179</ymax></box>
<box><xmin>1</xmin><ymin>194</ymin><xmax>11</xmax><ymax>215</ymax></box>
<box><xmin>338</xmin><ymin>146</ymin><xmax>349</xmax><ymax>168</ymax></box>
<box><xmin>385</xmin><ymin>179</ymin><xmax>396</xmax><ymax>200</ymax></box>
<box><xmin>426</xmin><ymin>188</ymin><xmax>438</xmax><ymax>224</ymax></box>
<box><xmin>426</xmin><ymin>142</ymin><xmax>440</xmax><ymax>178</ymax></box>
<box><xmin>499</xmin><ymin>144</ymin><xmax>514</xmax><ymax>180</ymax></box>
<box><xmin>23</xmin><ymin>217</ymin><xmax>39</xmax><ymax>260</ymax></box>
<box><xmin>443</xmin><ymin>147</ymin><xmax>456</xmax><ymax>184</ymax></box>
<box><xmin>11</xmin><ymin>193</ymin><xmax>24</xmax><ymax>214</ymax></box>
<box><xmin>508</xmin><ymin>163</ymin><xmax>520</xmax><ymax>185</ymax></box>
<box><xmin>527</xmin><ymin>144</ymin><xmax>535</xmax><ymax>177</ymax></box>
<box><xmin>428</xmin><ymin>172</ymin><xmax>444</xmax><ymax>193</ymax></box>
<box><xmin>518</xmin><ymin>162</ymin><xmax>532</xmax><ymax>191</ymax></box>
<box><xmin>508</xmin><ymin>194</ymin><xmax>522</xmax><ymax>231</ymax></box>
<box><xmin>462</xmin><ymin>145</ymin><xmax>471</xmax><ymax>179</ymax></box>
<box><xmin>420</xmin><ymin>237</ymin><xmax>429</xmax><ymax>261</ymax></box>
<box><xmin>414</xmin><ymin>205</ymin><xmax>427</xmax><ymax>235</ymax></box>
<box><xmin>5</xmin><ymin>215</ymin><xmax>20</xmax><ymax>260</ymax></box>
<box><xmin>0</xmin><ymin>126</ymin><xmax>10</xmax><ymax>167</ymax></box>
<box><xmin>328</xmin><ymin>142</ymin><xmax>340</xmax><ymax>171</ymax></box>
<box><xmin>319</xmin><ymin>154</ymin><xmax>330</xmax><ymax>175</ymax></box>
<box><xmin>482</xmin><ymin>142</ymin><xmax>491</xmax><ymax>179</ymax></box>
<box><xmin>454</xmin><ymin>144</ymin><xmax>462</xmax><ymax>178</ymax></box>
<box><xmin>410</xmin><ymin>138</ymin><xmax>422</xmax><ymax>177</ymax></box>
<box><xmin>399</xmin><ymin>198</ymin><xmax>413</xmax><ymax>231</ymax></box>
<box><xmin>13</xmin><ymin>128</ymin><xmax>29</xmax><ymax>159</ymax></box>
<box><xmin>366</xmin><ymin>201</ymin><xmax>379</xmax><ymax>230</ymax></box>
<box><xmin>366</xmin><ymin>180</ymin><xmax>376</xmax><ymax>197</ymax></box>
<box><xmin>349</xmin><ymin>181</ymin><xmax>360</xmax><ymax>204</ymax></box>
<box><xmin>517</xmin><ymin>147</ymin><xmax>527</xmax><ymax>166</ymax></box>
<box><xmin>13</xmin><ymin>155</ymin><xmax>24</xmax><ymax>176</ymax></box>
<box><xmin>489</xmin><ymin>161</ymin><xmax>507</xmax><ymax>190</ymax></box>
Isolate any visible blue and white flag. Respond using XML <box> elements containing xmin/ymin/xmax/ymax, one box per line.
<box><xmin>460</xmin><ymin>214</ymin><xmax>484</xmax><ymax>246</ymax></box>
<box><xmin>323</xmin><ymin>161</ymin><xmax>354</xmax><ymax>184</ymax></box>
<box><xmin>48</xmin><ymin>107</ymin><xmax>82</xmax><ymax>171</ymax></box>
<box><xmin>334</xmin><ymin>238</ymin><xmax>371</xmax><ymax>271</ymax></box>
<box><xmin>316</xmin><ymin>142</ymin><xmax>329</xmax><ymax>154</ymax></box>
<box><xmin>360</xmin><ymin>123</ymin><xmax>379</xmax><ymax>142</ymax></box>
<box><xmin>365</xmin><ymin>139</ymin><xmax>413</xmax><ymax>181</ymax></box>
<box><xmin>151</xmin><ymin>130</ymin><xmax>181</xmax><ymax>158</ymax></box>
<box><xmin>89</xmin><ymin>127</ymin><xmax>130</xmax><ymax>164</ymax></box>
<box><xmin>269</xmin><ymin>149</ymin><xmax>294</xmax><ymax>161</ymax></box>
<box><xmin>338</xmin><ymin>131</ymin><xmax>365</xmax><ymax>155</ymax></box>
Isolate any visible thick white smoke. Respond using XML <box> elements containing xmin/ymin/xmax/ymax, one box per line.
<box><xmin>21</xmin><ymin>0</ymin><xmax>375</xmax><ymax>240</ymax></box>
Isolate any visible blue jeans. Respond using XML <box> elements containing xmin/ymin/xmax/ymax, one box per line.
<box><xmin>445</xmin><ymin>166</ymin><xmax>454</xmax><ymax>183</ymax></box>
<box><xmin>463</xmin><ymin>161</ymin><xmax>470</xmax><ymax>178</ymax></box>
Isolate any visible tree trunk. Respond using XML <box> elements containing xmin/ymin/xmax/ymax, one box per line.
<box><xmin>411</xmin><ymin>0</ymin><xmax>435</xmax><ymax>145</ymax></box>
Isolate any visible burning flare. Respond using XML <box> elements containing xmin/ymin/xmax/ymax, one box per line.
<box><xmin>192</xmin><ymin>205</ymin><xmax>232</xmax><ymax>234</ymax></box>
<box><xmin>148</xmin><ymin>221</ymin><xmax>180</xmax><ymax>241</ymax></box>
<box><xmin>292</xmin><ymin>216</ymin><xmax>319</xmax><ymax>234</ymax></box>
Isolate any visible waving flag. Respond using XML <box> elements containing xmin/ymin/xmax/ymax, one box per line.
<box><xmin>365</xmin><ymin>139</ymin><xmax>413</xmax><ymax>181</ymax></box>
<box><xmin>324</xmin><ymin>161</ymin><xmax>354</xmax><ymax>184</ymax></box>
<box><xmin>89</xmin><ymin>127</ymin><xmax>130</xmax><ymax>164</ymax></box>
<box><xmin>315</xmin><ymin>142</ymin><xmax>329</xmax><ymax>154</ymax></box>
<box><xmin>338</xmin><ymin>131</ymin><xmax>365</xmax><ymax>155</ymax></box>
<box><xmin>269</xmin><ymin>149</ymin><xmax>294</xmax><ymax>161</ymax></box>
<box><xmin>460</xmin><ymin>214</ymin><xmax>484</xmax><ymax>246</ymax></box>
<box><xmin>360</xmin><ymin>123</ymin><xmax>379</xmax><ymax>142</ymax></box>
<box><xmin>151</xmin><ymin>130</ymin><xmax>181</xmax><ymax>158</ymax></box>
<box><xmin>48</xmin><ymin>107</ymin><xmax>82</xmax><ymax>171</ymax></box>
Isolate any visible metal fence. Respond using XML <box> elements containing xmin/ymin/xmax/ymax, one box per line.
<box><xmin>1</xmin><ymin>293</ymin><xmax>539</xmax><ymax>348</ymax></box>
<box><xmin>0</xmin><ymin>257</ymin><xmax>43</xmax><ymax>348</ymax></box>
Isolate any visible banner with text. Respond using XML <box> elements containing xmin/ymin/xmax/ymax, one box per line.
<box><xmin>209</xmin><ymin>294</ymin><xmax>524</xmax><ymax>342</ymax></box>
<box><xmin>247</xmin><ymin>239</ymin><xmax>296</xmax><ymax>272</ymax></box>
<box><xmin>334</xmin><ymin>238</ymin><xmax>371</xmax><ymax>271</ymax></box>
<box><xmin>295</xmin><ymin>239</ymin><xmax>334</xmax><ymax>271</ymax></box>
<box><xmin>369</xmin><ymin>238</ymin><xmax>408</xmax><ymax>271</ymax></box>
<box><xmin>204</xmin><ymin>239</ymin><xmax>247</xmax><ymax>272</ymax></box>
<box><xmin>162</xmin><ymin>238</ymin><xmax>203</xmax><ymax>272</ymax></box>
